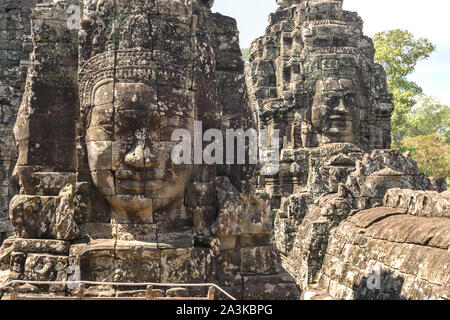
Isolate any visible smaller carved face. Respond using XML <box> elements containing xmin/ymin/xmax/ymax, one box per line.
<box><xmin>311</xmin><ymin>78</ymin><xmax>360</xmax><ymax>143</ymax></box>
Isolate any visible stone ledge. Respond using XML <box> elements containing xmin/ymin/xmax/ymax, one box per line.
<box><xmin>14</xmin><ymin>238</ymin><xmax>70</xmax><ymax>255</ymax></box>
<box><xmin>384</xmin><ymin>189</ymin><xmax>450</xmax><ymax>218</ymax></box>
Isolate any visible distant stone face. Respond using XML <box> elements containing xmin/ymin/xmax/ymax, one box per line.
<box><xmin>311</xmin><ymin>78</ymin><xmax>361</xmax><ymax>144</ymax></box>
<box><xmin>247</xmin><ymin>0</ymin><xmax>393</xmax><ymax>152</ymax></box>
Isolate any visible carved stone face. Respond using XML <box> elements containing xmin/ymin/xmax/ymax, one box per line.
<box><xmin>311</xmin><ymin>78</ymin><xmax>360</xmax><ymax>143</ymax></box>
<box><xmin>86</xmin><ymin>82</ymin><xmax>193</xmax><ymax>221</ymax></box>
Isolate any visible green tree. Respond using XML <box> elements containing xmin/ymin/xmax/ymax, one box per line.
<box><xmin>241</xmin><ymin>48</ymin><xmax>250</xmax><ymax>65</ymax></box>
<box><xmin>373</xmin><ymin>29</ymin><xmax>436</xmax><ymax>147</ymax></box>
<box><xmin>374</xmin><ymin>30</ymin><xmax>449</xmax><ymax>182</ymax></box>
<box><xmin>402</xmin><ymin>133</ymin><xmax>450</xmax><ymax>179</ymax></box>
<box><xmin>407</xmin><ymin>95</ymin><xmax>450</xmax><ymax>143</ymax></box>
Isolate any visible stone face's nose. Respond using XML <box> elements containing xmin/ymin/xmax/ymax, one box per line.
<box><xmin>124</xmin><ymin>143</ymin><xmax>157</xmax><ymax>168</ymax></box>
<box><xmin>334</xmin><ymin>99</ymin><xmax>348</xmax><ymax>115</ymax></box>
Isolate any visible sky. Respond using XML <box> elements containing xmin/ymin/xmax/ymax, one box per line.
<box><xmin>212</xmin><ymin>0</ymin><xmax>450</xmax><ymax>105</ymax></box>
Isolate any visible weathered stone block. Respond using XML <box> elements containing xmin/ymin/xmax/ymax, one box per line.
<box><xmin>215</xmin><ymin>179</ymin><xmax>272</xmax><ymax>238</ymax></box>
<box><xmin>9</xmin><ymin>185</ymin><xmax>80</xmax><ymax>240</ymax></box>
<box><xmin>71</xmin><ymin>240</ymin><xmax>161</xmax><ymax>283</ymax></box>
<box><xmin>9</xmin><ymin>195</ymin><xmax>49</xmax><ymax>238</ymax></box>
<box><xmin>24</xmin><ymin>253</ymin><xmax>68</xmax><ymax>282</ymax></box>
<box><xmin>14</xmin><ymin>239</ymin><xmax>70</xmax><ymax>255</ymax></box>
<box><xmin>212</xmin><ymin>249</ymin><xmax>241</xmax><ymax>281</ymax></box>
<box><xmin>10</xmin><ymin>251</ymin><xmax>26</xmax><ymax>280</ymax></box>
<box><xmin>113</xmin><ymin>223</ymin><xmax>157</xmax><ymax>242</ymax></box>
<box><xmin>161</xmin><ymin>248</ymin><xmax>209</xmax><ymax>284</ymax></box>
<box><xmin>238</xmin><ymin>233</ymin><xmax>273</xmax><ymax>247</ymax></box>
<box><xmin>79</xmin><ymin>223</ymin><xmax>114</xmax><ymax>240</ymax></box>
<box><xmin>243</xmin><ymin>273</ymin><xmax>301</xmax><ymax>300</ymax></box>
<box><xmin>240</xmin><ymin>246</ymin><xmax>281</xmax><ymax>275</ymax></box>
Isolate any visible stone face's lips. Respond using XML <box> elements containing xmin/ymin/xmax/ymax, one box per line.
<box><xmin>116</xmin><ymin>179</ymin><xmax>164</xmax><ymax>192</ymax></box>
<box><xmin>330</xmin><ymin>115</ymin><xmax>346</xmax><ymax>121</ymax></box>
<box><xmin>115</xmin><ymin>170</ymin><xmax>164</xmax><ymax>181</ymax></box>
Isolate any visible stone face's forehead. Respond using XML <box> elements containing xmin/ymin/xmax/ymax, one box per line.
<box><xmin>114</xmin><ymin>83</ymin><xmax>158</xmax><ymax>112</ymax></box>
<box><xmin>89</xmin><ymin>82</ymin><xmax>195</xmax><ymax>141</ymax></box>
<box><xmin>316</xmin><ymin>78</ymin><xmax>355</xmax><ymax>93</ymax></box>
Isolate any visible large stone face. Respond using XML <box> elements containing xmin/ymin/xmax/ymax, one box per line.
<box><xmin>247</xmin><ymin>0</ymin><xmax>393</xmax><ymax>152</ymax></box>
<box><xmin>0</xmin><ymin>0</ymin><xmax>301</xmax><ymax>300</ymax></box>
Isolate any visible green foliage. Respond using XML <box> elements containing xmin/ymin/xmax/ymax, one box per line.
<box><xmin>374</xmin><ymin>29</ymin><xmax>449</xmax><ymax>180</ymax></box>
<box><xmin>402</xmin><ymin>134</ymin><xmax>450</xmax><ymax>179</ymax></box>
<box><xmin>408</xmin><ymin>95</ymin><xmax>450</xmax><ymax>143</ymax></box>
<box><xmin>373</xmin><ymin>29</ymin><xmax>436</xmax><ymax>148</ymax></box>
<box><xmin>373</xmin><ymin>29</ymin><xmax>435</xmax><ymax>92</ymax></box>
<box><xmin>390</xmin><ymin>88</ymin><xmax>417</xmax><ymax>148</ymax></box>
<box><xmin>241</xmin><ymin>48</ymin><xmax>250</xmax><ymax>65</ymax></box>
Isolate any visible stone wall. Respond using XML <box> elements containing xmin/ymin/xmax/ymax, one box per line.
<box><xmin>384</xmin><ymin>188</ymin><xmax>450</xmax><ymax>218</ymax></box>
<box><xmin>314</xmin><ymin>199</ymin><xmax>450</xmax><ymax>300</ymax></box>
<box><xmin>282</xmin><ymin>147</ymin><xmax>448</xmax><ymax>297</ymax></box>
<box><xmin>0</xmin><ymin>0</ymin><xmax>50</xmax><ymax>243</ymax></box>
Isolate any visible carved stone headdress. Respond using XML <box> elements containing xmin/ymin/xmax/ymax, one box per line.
<box><xmin>78</xmin><ymin>49</ymin><xmax>155</xmax><ymax>111</ymax></box>
<box><xmin>78</xmin><ymin>0</ymin><xmax>198</xmax><ymax>111</ymax></box>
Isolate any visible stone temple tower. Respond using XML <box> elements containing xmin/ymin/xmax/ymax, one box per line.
<box><xmin>246</xmin><ymin>0</ymin><xmax>449</xmax><ymax>300</ymax></box>
<box><xmin>2</xmin><ymin>0</ymin><xmax>301</xmax><ymax>300</ymax></box>
<box><xmin>247</xmin><ymin>0</ymin><xmax>394</xmax><ymax>209</ymax></box>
